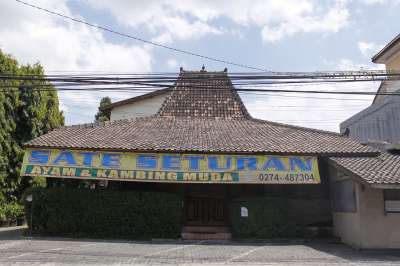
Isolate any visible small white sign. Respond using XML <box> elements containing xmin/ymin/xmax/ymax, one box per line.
<box><xmin>385</xmin><ymin>200</ymin><xmax>400</xmax><ymax>212</ymax></box>
<box><xmin>26</xmin><ymin>194</ymin><xmax>33</xmax><ymax>202</ymax></box>
<box><xmin>241</xmin><ymin>207</ymin><xmax>248</xmax><ymax>217</ymax></box>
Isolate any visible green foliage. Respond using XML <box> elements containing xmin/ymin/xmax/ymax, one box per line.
<box><xmin>0</xmin><ymin>50</ymin><xmax>64</xmax><ymax>203</ymax></box>
<box><xmin>229</xmin><ymin>197</ymin><xmax>304</xmax><ymax>239</ymax></box>
<box><xmin>3</xmin><ymin>202</ymin><xmax>24</xmax><ymax>221</ymax></box>
<box><xmin>24</xmin><ymin>188</ymin><xmax>183</xmax><ymax>239</ymax></box>
<box><xmin>0</xmin><ymin>207</ymin><xmax>5</xmax><ymax>221</ymax></box>
<box><xmin>0</xmin><ymin>202</ymin><xmax>24</xmax><ymax>222</ymax></box>
<box><xmin>94</xmin><ymin>96</ymin><xmax>112</xmax><ymax>122</ymax></box>
<box><xmin>31</xmin><ymin>176</ymin><xmax>46</xmax><ymax>188</ymax></box>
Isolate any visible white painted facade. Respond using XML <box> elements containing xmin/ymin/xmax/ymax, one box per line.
<box><xmin>330</xmin><ymin>165</ymin><xmax>400</xmax><ymax>249</ymax></box>
<box><xmin>110</xmin><ymin>94</ymin><xmax>167</xmax><ymax>121</ymax></box>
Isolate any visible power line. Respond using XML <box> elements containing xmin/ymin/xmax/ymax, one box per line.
<box><xmin>1</xmin><ymin>69</ymin><xmax>400</xmax><ymax>79</ymax></box>
<box><xmin>0</xmin><ymin>73</ymin><xmax>390</xmax><ymax>86</ymax></box>
<box><xmin>0</xmin><ymin>82</ymin><xmax>394</xmax><ymax>96</ymax></box>
<box><xmin>239</xmin><ymin>92</ymin><xmax>372</xmax><ymax>101</ymax></box>
<box><xmin>15</xmin><ymin>0</ymin><xmax>269</xmax><ymax>72</ymax></box>
<box><xmin>0</xmin><ymin>71</ymin><xmax>387</xmax><ymax>102</ymax></box>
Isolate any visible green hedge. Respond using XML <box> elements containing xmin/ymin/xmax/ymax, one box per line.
<box><xmin>24</xmin><ymin>188</ymin><xmax>183</xmax><ymax>239</ymax></box>
<box><xmin>229</xmin><ymin>197</ymin><xmax>305</xmax><ymax>239</ymax></box>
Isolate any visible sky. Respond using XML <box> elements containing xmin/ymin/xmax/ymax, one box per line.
<box><xmin>0</xmin><ymin>0</ymin><xmax>399</xmax><ymax>132</ymax></box>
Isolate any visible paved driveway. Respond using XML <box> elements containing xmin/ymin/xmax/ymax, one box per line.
<box><xmin>0</xmin><ymin>227</ymin><xmax>399</xmax><ymax>265</ymax></box>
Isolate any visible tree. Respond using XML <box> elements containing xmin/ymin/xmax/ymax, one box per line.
<box><xmin>0</xmin><ymin>50</ymin><xmax>64</xmax><ymax>202</ymax></box>
<box><xmin>0</xmin><ymin>51</ymin><xmax>20</xmax><ymax>203</ymax></box>
<box><xmin>94</xmin><ymin>96</ymin><xmax>112</xmax><ymax>122</ymax></box>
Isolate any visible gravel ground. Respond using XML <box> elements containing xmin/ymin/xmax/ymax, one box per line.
<box><xmin>0</xmin><ymin>226</ymin><xmax>399</xmax><ymax>265</ymax></box>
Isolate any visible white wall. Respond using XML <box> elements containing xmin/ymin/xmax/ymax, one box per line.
<box><xmin>110</xmin><ymin>94</ymin><xmax>167</xmax><ymax>121</ymax></box>
<box><xmin>359</xmin><ymin>186</ymin><xmax>400</xmax><ymax>249</ymax></box>
<box><xmin>330</xmin><ymin>166</ymin><xmax>363</xmax><ymax>248</ymax></box>
<box><xmin>330</xmin><ymin>165</ymin><xmax>400</xmax><ymax>249</ymax></box>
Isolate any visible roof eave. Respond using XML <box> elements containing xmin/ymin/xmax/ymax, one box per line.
<box><xmin>371</xmin><ymin>183</ymin><xmax>400</xmax><ymax>189</ymax></box>
<box><xmin>327</xmin><ymin>158</ymin><xmax>373</xmax><ymax>186</ymax></box>
<box><xmin>372</xmin><ymin>34</ymin><xmax>400</xmax><ymax>63</ymax></box>
<box><xmin>23</xmin><ymin>144</ymin><xmax>379</xmax><ymax>157</ymax></box>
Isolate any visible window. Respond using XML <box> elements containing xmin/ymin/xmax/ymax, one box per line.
<box><xmin>332</xmin><ymin>179</ymin><xmax>357</xmax><ymax>213</ymax></box>
<box><xmin>384</xmin><ymin>190</ymin><xmax>400</xmax><ymax>213</ymax></box>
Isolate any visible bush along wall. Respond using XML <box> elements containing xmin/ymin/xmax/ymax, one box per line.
<box><xmin>229</xmin><ymin>197</ymin><xmax>310</xmax><ymax>239</ymax></box>
<box><xmin>24</xmin><ymin>188</ymin><xmax>183</xmax><ymax>239</ymax></box>
<box><xmin>0</xmin><ymin>202</ymin><xmax>25</xmax><ymax>227</ymax></box>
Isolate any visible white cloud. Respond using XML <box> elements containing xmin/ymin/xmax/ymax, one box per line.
<box><xmin>357</xmin><ymin>41</ymin><xmax>383</xmax><ymax>57</ymax></box>
<box><xmin>336</xmin><ymin>59</ymin><xmax>370</xmax><ymax>70</ymax></box>
<box><xmin>261</xmin><ymin>0</ymin><xmax>349</xmax><ymax>42</ymax></box>
<box><xmin>358</xmin><ymin>0</ymin><xmax>400</xmax><ymax>5</ymax></box>
<box><xmin>323</xmin><ymin>58</ymin><xmax>385</xmax><ymax>71</ymax></box>
<box><xmin>242</xmin><ymin>81</ymin><xmax>376</xmax><ymax>132</ymax></box>
<box><xmin>167</xmin><ymin>59</ymin><xmax>178</xmax><ymax>69</ymax></box>
<box><xmin>87</xmin><ymin>0</ymin><xmax>350</xmax><ymax>43</ymax></box>
<box><xmin>0</xmin><ymin>0</ymin><xmax>376</xmax><ymax>131</ymax></box>
<box><xmin>244</xmin><ymin>55</ymin><xmax>383</xmax><ymax>132</ymax></box>
<box><xmin>88</xmin><ymin>0</ymin><xmax>223</xmax><ymax>45</ymax></box>
<box><xmin>0</xmin><ymin>0</ymin><xmax>154</xmax><ymax>125</ymax></box>
<box><xmin>0</xmin><ymin>1</ymin><xmax>152</xmax><ymax>72</ymax></box>
<box><xmin>358</xmin><ymin>0</ymin><xmax>386</xmax><ymax>4</ymax></box>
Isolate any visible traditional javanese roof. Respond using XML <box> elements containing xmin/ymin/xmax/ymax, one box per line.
<box><xmin>157</xmin><ymin>70</ymin><xmax>251</xmax><ymax>119</ymax></box>
<box><xmin>330</xmin><ymin>152</ymin><xmax>400</xmax><ymax>185</ymax></box>
<box><xmin>26</xmin><ymin>69</ymin><xmax>378</xmax><ymax>157</ymax></box>
<box><xmin>25</xmin><ymin>116</ymin><xmax>377</xmax><ymax>156</ymax></box>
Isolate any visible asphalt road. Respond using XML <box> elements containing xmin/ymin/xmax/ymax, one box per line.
<box><xmin>0</xmin><ymin>226</ymin><xmax>399</xmax><ymax>265</ymax></box>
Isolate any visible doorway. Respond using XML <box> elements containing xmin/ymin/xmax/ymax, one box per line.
<box><xmin>183</xmin><ymin>184</ymin><xmax>229</xmax><ymax>226</ymax></box>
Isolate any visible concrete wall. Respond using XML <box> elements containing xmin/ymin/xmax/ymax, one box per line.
<box><xmin>329</xmin><ymin>165</ymin><xmax>400</xmax><ymax>249</ymax></box>
<box><xmin>330</xmin><ymin>166</ymin><xmax>362</xmax><ymax>248</ymax></box>
<box><xmin>110</xmin><ymin>94</ymin><xmax>167</xmax><ymax>121</ymax></box>
<box><xmin>359</xmin><ymin>186</ymin><xmax>400</xmax><ymax>249</ymax></box>
<box><xmin>387</xmin><ymin>53</ymin><xmax>400</xmax><ymax>70</ymax></box>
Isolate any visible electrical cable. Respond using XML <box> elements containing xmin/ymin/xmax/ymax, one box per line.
<box><xmin>15</xmin><ymin>0</ymin><xmax>269</xmax><ymax>72</ymax></box>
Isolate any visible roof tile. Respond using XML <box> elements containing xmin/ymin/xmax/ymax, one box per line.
<box><xmin>25</xmin><ymin>69</ymin><xmax>378</xmax><ymax>156</ymax></box>
<box><xmin>330</xmin><ymin>153</ymin><xmax>400</xmax><ymax>184</ymax></box>
<box><xmin>26</xmin><ymin>116</ymin><xmax>376</xmax><ymax>155</ymax></box>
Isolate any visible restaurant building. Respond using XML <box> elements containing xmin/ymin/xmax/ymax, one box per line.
<box><xmin>21</xmin><ymin>68</ymin><xmax>400</xmax><ymax>249</ymax></box>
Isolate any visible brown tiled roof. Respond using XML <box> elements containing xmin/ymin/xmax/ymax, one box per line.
<box><xmin>25</xmin><ymin>69</ymin><xmax>378</xmax><ymax>156</ymax></box>
<box><xmin>330</xmin><ymin>153</ymin><xmax>400</xmax><ymax>184</ymax></box>
<box><xmin>26</xmin><ymin>116</ymin><xmax>377</xmax><ymax>156</ymax></box>
<box><xmin>157</xmin><ymin>70</ymin><xmax>251</xmax><ymax>119</ymax></box>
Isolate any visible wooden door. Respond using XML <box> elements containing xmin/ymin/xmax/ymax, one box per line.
<box><xmin>185</xmin><ymin>197</ymin><xmax>227</xmax><ymax>226</ymax></box>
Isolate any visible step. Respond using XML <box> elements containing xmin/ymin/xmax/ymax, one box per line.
<box><xmin>182</xmin><ymin>226</ymin><xmax>230</xmax><ymax>233</ymax></box>
<box><xmin>305</xmin><ymin>226</ymin><xmax>333</xmax><ymax>238</ymax></box>
<box><xmin>182</xmin><ymin>232</ymin><xmax>232</xmax><ymax>240</ymax></box>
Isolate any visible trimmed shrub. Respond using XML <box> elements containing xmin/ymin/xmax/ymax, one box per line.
<box><xmin>24</xmin><ymin>188</ymin><xmax>183</xmax><ymax>239</ymax></box>
<box><xmin>229</xmin><ymin>197</ymin><xmax>305</xmax><ymax>239</ymax></box>
<box><xmin>4</xmin><ymin>203</ymin><xmax>24</xmax><ymax>221</ymax></box>
<box><xmin>0</xmin><ymin>206</ymin><xmax>5</xmax><ymax>222</ymax></box>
